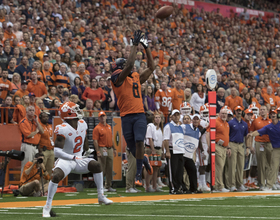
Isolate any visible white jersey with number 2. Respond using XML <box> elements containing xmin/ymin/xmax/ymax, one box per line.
<box><xmin>54</xmin><ymin>119</ymin><xmax>88</xmax><ymax>157</ymax></box>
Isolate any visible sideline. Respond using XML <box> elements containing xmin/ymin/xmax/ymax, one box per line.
<box><xmin>1</xmin><ymin>191</ymin><xmax>280</xmax><ymax>208</ymax></box>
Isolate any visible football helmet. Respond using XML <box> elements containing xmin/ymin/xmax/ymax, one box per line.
<box><xmin>111</xmin><ymin>58</ymin><xmax>127</xmax><ymax>72</ymax></box>
<box><xmin>221</xmin><ymin>105</ymin><xmax>232</xmax><ymax>111</ymax></box>
<box><xmin>249</xmin><ymin>103</ymin><xmax>259</xmax><ymax>117</ymax></box>
<box><xmin>200</xmin><ymin>104</ymin><xmax>209</xmax><ymax>120</ymax></box>
<box><xmin>58</xmin><ymin>101</ymin><xmax>83</xmax><ymax>120</ymax></box>
<box><xmin>180</xmin><ymin>102</ymin><xmax>192</xmax><ymax>115</ymax></box>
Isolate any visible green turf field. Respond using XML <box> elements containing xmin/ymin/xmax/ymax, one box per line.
<box><xmin>1</xmin><ymin>188</ymin><xmax>280</xmax><ymax>219</ymax></box>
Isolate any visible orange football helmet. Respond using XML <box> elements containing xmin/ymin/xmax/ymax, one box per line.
<box><xmin>58</xmin><ymin>101</ymin><xmax>83</xmax><ymax>120</ymax></box>
<box><xmin>200</xmin><ymin>104</ymin><xmax>209</xmax><ymax>120</ymax></box>
<box><xmin>249</xmin><ymin>103</ymin><xmax>259</xmax><ymax>117</ymax></box>
<box><xmin>180</xmin><ymin>102</ymin><xmax>192</xmax><ymax>115</ymax></box>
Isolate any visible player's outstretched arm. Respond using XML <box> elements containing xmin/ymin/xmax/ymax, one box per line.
<box><xmin>140</xmin><ymin>39</ymin><xmax>155</xmax><ymax>84</ymax></box>
<box><xmin>54</xmin><ymin>135</ymin><xmax>75</xmax><ymax>160</ymax></box>
<box><xmin>115</xmin><ymin>30</ymin><xmax>142</xmax><ymax>86</ymax></box>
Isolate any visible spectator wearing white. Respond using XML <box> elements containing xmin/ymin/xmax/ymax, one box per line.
<box><xmin>190</xmin><ymin>83</ymin><xmax>205</xmax><ymax>114</ymax></box>
<box><xmin>144</xmin><ymin>112</ymin><xmax>164</xmax><ymax>192</ymax></box>
<box><xmin>67</xmin><ymin>63</ymin><xmax>79</xmax><ymax>87</ymax></box>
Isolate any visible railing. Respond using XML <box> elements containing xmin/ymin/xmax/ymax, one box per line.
<box><xmin>0</xmin><ymin>107</ymin><xmax>120</xmax><ymax>124</ymax></box>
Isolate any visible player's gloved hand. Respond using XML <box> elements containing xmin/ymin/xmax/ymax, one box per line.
<box><xmin>73</xmin><ymin>156</ymin><xmax>87</xmax><ymax>166</ymax></box>
<box><xmin>132</xmin><ymin>30</ymin><xmax>143</xmax><ymax>46</ymax></box>
<box><xmin>140</xmin><ymin>37</ymin><xmax>148</xmax><ymax>49</ymax></box>
<box><xmin>83</xmin><ymin>148</ymin><xmax>94</xmax><ymax>157</ymax></box>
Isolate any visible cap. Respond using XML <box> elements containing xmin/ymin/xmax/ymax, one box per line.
<box><xmin>0</xmin><ymin>43</ymin><xmax>3</xmax><ymax>47</ymax></box>
<box><xmin>57</xmin><ymin>85</ymin><xmax>64</xmax><ymax>88</ymax></box>
<box><xmin>271</xmin><ymin>109</ymin><xmax>277</xmax><ymax>114</ymax></box>
<box><xmin>21</xmin><ymin>80</ymin><xmax>28</xmax><ymax>85</ymax></box>
<box><xmin>227</xmin><ymin>110</ymin><xmax>233</xmax><ymax>116</ymax></box>
<box><xmin>85</xmin><ymin>31</ymin><xmax>90</xmax><ymax>35</ymax></box>
<box><xmin>7</xmin><ymin>22</ymin><xmax>13</xmax><ymax>27</ymax></box>
<box><xmin>98</xmin><ymin>111</ymin><xmax>106</xmax><ymax>117</ymax></box>
<box><xmin>191</xmin><ymin>114</ymin><xmax>201</xmax><ymax>120</ymax></box>
<box><xmin>43</xmin><ymin>54</ymin><xmax>48</xmax><ymax>57</ymax></box>
<box><xmin>28</xmin><ymin>92</ymin><xmax>35</xmax><ymax>97</ymax></box>
<box><xmin>22</xmin><ymin>25</ymin><xmax>27</xmax><ymax>28</ymax></box>
<box><xmin>137</xmin><ymin>52</ymin><xmax>142</xmax><ymax>55</ymax></box>
<box><xmin>171</xmin><ymin>109</ymin><xmax>180</xmax><ymax>116</ymax></box>
<box><xmin>244</xmin><ymin>109</ymin><xmax>253</xmax><ymax>114</ymax></box>
<box><xmin>106</xmin><ymin>77</ymin><xmax>111</xmax><ymax>80</ymax></box>
<box><xmin>234</xmin><ymin>106</ymin><xmax>244</xmax><ymax>111</ymax></box>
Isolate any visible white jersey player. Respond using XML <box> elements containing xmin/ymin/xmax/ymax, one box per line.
<box><xmin>197</xmin><ymin>104</ymin><xmax>210</xmax><ymax>192</ymax></box>
<box><xmin>43</xmin><ymin>102</ymin><xmax>112</xmax><ymax>218</ymax></box>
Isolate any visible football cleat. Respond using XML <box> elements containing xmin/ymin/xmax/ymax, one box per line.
<box><xmin>43</xmin><ymin>205</ymin><xmax>51</xmax><ymax>218</ymax></box>
<box><xmin>98</xmin><ymin>195</ymin><xmax>113</xmax><ymax>205</ymax></box>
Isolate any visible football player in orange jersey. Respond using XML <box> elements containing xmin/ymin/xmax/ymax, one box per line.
<box><xmin>111</xmin><ymin>30</ymin><xmax>155</xmax><ymax>182</ymax></box>
<box><xmin>43</xmin><ymin>102</ymin><xmax>112</xmax><ymax>217</ymax></box>
<box><xmin>155</xmin><ymin>81</ymin><xmax>172</xmax><ymax>123</ymax></box>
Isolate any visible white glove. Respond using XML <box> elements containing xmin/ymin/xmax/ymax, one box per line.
<box><xmin>84</xmin><ymin>148</ymin><xmax>94</xmax><ymax>157</ymax></box>
<box><xmin>74</xmin><ymin>156</ymin><xmax>87</xmax><ymax>166</ymax></box>
<box><xmin>140</xmin><ymin>37</ymin><xmax>148</xmax><ymax>49</ymax></box>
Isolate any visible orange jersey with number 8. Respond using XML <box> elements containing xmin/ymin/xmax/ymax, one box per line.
<box><xmin>111</xmin><ymin>71</ymin><xmax>144</xmax><ymax>117</ymax></box>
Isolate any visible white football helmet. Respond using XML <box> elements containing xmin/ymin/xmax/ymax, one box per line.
<box><xmin>249</xmin><ymin>103</ymin><xmax>259</xmax><ymax>117</ymax></box>
<box><xmin>200</xmin><ymin>104</ymin><xmax>209</xmax><ymax>121</ymax></box>
<box><xmin>180</xmin><ymin>102</ymin><xmax>192</xmax><ymax>116</ymax></box>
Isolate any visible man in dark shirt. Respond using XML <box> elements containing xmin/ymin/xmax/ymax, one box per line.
<box><xmin>15</xmin><ymin>56</ymin><xmax>32</xmax><ymax>81</ymax></box>
<box><xmin>0</xmin><ymin>43</ymin><xmax>8</xmax><ymax>70</ymax></box>
<box><xmin>82</xmin><ymin>32</ymin><xmax>93</xmax><ymax>50</ymax></box>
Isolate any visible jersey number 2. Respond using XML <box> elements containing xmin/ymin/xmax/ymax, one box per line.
<box><xmin>132</xmin><ymin>82</ymin><xmax>140</xmax><ymax>98</ymax></box>
<box><xmin>73</xmin><ymin>136</ymin><xmax>83</xmax><ymax>153</ymax></box>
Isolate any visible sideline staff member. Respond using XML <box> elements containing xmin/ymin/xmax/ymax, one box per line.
<box><xmin>248</xmin><ymin>109</ymin><xmax>280</xmax><ymax>190</ymax></box>
<box><xmin>19</xmin><ymin>105</ymin><xmax>44</xmax><ymax>173</ymax></box>
<box><xmin>39</xmin><ymin>112</ymin><xmax>55</xmax><ymax>176</ymax></box>
<box><xmin>163</xmin><ymin>109</ymin><xmax>184</xmax><ymax>194</ymax></box>
<box><xmin>93</xmin><ymin>111</ymin><xmax>117</xmax><ymax>192</ymax></box>
<box><xmin>214</xmin><ymin>109</ymin><xmax>231</xmax><ymax>192</ymax></box>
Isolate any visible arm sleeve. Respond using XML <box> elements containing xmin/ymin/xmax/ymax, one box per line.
<box><xmin>54</xmin><ymin>147</ymin><xmax>74</xmax><ymax>160</ymax></box>
<box><xmin>146</xmin><ymin>124</ymin><xmax>153</xmax><ymax>139</ymax></box>
<box><xmin>81</xmin><ymin>87</ymin><xmax>89</xmax><ymax>101</ymax></box>
<box><xmin>92</xmin><ymin>126</ymin><xmax>100</xmax><ymax>141</ymax></box>
<box><xmin>189</xmin><ymin>93</ymin><xmax>196</xmax><ymax>107</ymax></box>
<box><xmin>163</xmin><ymin>124</ymin><xmax>171</xmax><ymax>140</ymax></box>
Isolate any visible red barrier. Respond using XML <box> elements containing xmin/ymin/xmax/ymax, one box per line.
<box><xmin>159</xmin><ymin>0</ymin><xmax>275</xmax><ymax>19</ymax></box>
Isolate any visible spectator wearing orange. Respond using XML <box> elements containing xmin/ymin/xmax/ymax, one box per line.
<box><xmin>4</xmin><ymin>22</ymin><xmax>16</xmax><ymax>41</ymax></box>
<box><xmin>13</xmin><ymin>95</ymin><xmax>30</xmax><ymax>124</ymax></box>
<box><xmin>28</xmin><ymin>93</ymin><xmax>41</xmax><ymax>117</ymax></box>
<box><xmin>76</xmin><ymin>64</ymin><xmax>90</xmax><ymax>82</ymax></box>
<box><xmin>38</xmin><ymin>112</ymin><xmax>54</xmax><ymax>176</ymax></box>
<box><xmin>50</xmin><ymin>64</ymin><xmax>70</xmax><ymax>89</ymax></box>
<box><xmin>27</xmin><ymin>72</ymin><xmax>48</xmax><ymax>100</ymax></box>
<box><xmin>14</xmin><ymin>80</ymin><xmax>29</xmax><ymax>98</ymax></box>
<box><xmin>248</xmin><ymin>105</ymin><xmax>272</xmax><ymax>190</ymax></box>
<box><xmin>0</xmin><ymin>69</ymin><xmax>12</xmax><ymax>104</ymax></box>
<box><xmin>151</xmin><ymin>42</ymin><xmax>164</xmax><ymax>65</ymax></box>
<box><xmin>214</xmin><ymin>109</ymin><xmax>231</xmax><ymax>193</ymax></box>
<box><xmin>262</xmin><ymin>86</ymin><xmax>276</xmax><ymax>111</ymax></box>
<box><xmin>171</xmin><ymin>80</ymin><xmax>184</xmax><ymax>111</ymax></box>
<box><xmin>42</xmin><ymin>61</ymin><xmax>53</xmax><ymax>86</ymax></box>
<box><xmin>93</xmin><ymin>111</ymin><xmax>117</xmax><ymax>192</ymax></box>
<box><xmin>225</xmin><ymin>87</ymin><xmax>243</xmax><ymax>111</ymax></box>
<box><xmin>36</xmin><ymin>43</ymin><xmax>48</xmax><ymax>63</ymax></box>
<box><xmin>19</xmin><ymin>105</ymin><xmax>44</xmax><ymax>173</ymax></box>
<box><xmin>82</xmin><ymin>78</ymin><xmax>105</xmax><ymax>104</ymax></box>
<box><xmin>32</xmin><ymin>61</ymin><xmax>44</xmax><ymax>81</ymax></box>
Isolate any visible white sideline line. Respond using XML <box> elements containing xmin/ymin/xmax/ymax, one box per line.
<box><xmin>114</xmin><ymin>203</ymin><xmax>280</xmax><ymax>208</ymax></box>
<box><xmin>0</xmin><ymin>212</ymin><xmax>279</xmax><ymax>219</ymax></box>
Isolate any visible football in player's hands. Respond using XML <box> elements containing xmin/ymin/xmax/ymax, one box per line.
<box><xmin>140</xmin><ymin>37</ymin><xmax>148</xmax><ymax>49</ymax></box>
